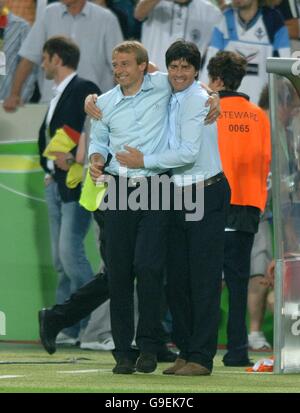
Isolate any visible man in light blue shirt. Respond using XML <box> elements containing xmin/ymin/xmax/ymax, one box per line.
<box><xmin>115</xmin><ymin>40</ymin><xmax>230</xmax><ymax>376</ymax></box>
<box><xmin>88</xmin><ymin>69</ymin><xmax>171</xmax><ymax>178</ymax></box>
<box><xmin>88</xmin><ymin>40</ymin><xmax>224</xmax><ymax>376</ymax></box>
<box><xmin>89</xmin><ymin>41</ymin><xmax>176</xmax><ymax>375</ymax></box>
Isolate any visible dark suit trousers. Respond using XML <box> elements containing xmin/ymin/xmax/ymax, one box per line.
<box><xmin>103</xmin><ymin>181</ymin><xmax>169</xmax><ymax>361</ymax></box>
<box><xmin>167</xmin><ymin>178</ymin><xmax>230</xmax><ymax>371</ymax></box>
<box><xmin>223</xmin><ymin>231</ymin><xmax>255</xmax><ymax>362</ymax></box>
<box><xmin>48</xmin><ymin>209</ymin><xmax>169</xmax><ymax>349</ymax></box>
<box><xmin>49</xmin><ymin>209</ymin><xmax>109</xmax><ymax>329</ymax></box>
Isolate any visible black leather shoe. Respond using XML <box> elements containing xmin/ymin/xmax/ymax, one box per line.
<box><xmin>112</xmin><ymin>358</ymin><xmax>136</xmax><ymax>374</ymax></box>
<box><xmin>136</xmin><ymin>353</ymin><xmax>157</xmax><ymax>373</ymax></box>
<box><xmin>157</xmin><ymin>347</ymin><xmax>177</xmax><ymax>363</ymax></box>
<box><xmin>38</xmin><ymin>309</ymin><xmax>59</xmax><ymax>355</ymax></box>
<box><xmin>223</xmin><ymin>358</ymin><xmax>254</xmax><ymax>367</ymax></box>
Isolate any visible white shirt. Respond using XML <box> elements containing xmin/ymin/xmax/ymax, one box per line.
<box><xmin>141</xmin><ymin>0</ymin><xmax>222</xmax><ymax>71</ymax></box>
<box><xmin>201</xmin><ymin>7</ymin><xmax>290</xmax><ymax>103</ymax></box>
<box><xmin>46</xmin><ymin>72</ymin><xmax>77</xmax><ymax>127</ymax></box>
<box><xmin>45</xmin><ymin>72</ymin><xmax>77</xmax><ymax>173</ymax></box>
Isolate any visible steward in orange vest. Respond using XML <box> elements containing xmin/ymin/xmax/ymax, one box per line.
<box><xmin>207</xmin><ymin>50</ymin><xmax>271</xmax><ymax>367</ymax></box>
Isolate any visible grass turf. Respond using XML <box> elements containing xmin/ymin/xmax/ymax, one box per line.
<box><xmin>0</xmin><ymin>343</ymin><xmax>298</xmax><ymax>393</ymax></box>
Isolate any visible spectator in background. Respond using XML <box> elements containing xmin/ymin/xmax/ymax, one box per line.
<box><xmin>93</xmin><ymin>0</ymin><xmax>141</xmax><ymax>39</ymax></box>
<box><xmin>0</xmin><ymin>0</ymin><xmax>36</xmax><ymax>102</ymax></box>
<box><xmin>201</xmin><ymin>0</ymin><xmax>290</xmax><ymax>104</ymax></box>
<box><xmin>6</xmin><ymin>0</ymin><xmax>36</xmax><ymax>23</ymax></box>
<box><xmin>38</xmin><ymin>35</ymin><xmax>100</xmax><ymax>344</ymax></box>
<box><xmin>248</xmin><ymin>196</ymin><xmax>273</xmax><ymax>350</ymax></box>
<box><xmin>274</xmin><ymin>0</ymin><xmax>300</xmax><ymax>52</ymax></box>
<box><xmin>207</xmin><ymin>51</ymin><xmax>271</xmax><ymax>366</ymax></box>
<box><xmin>134</xmin><ymin>0</ymin><xmax>222</xmax><ymax>71</ymax></box>
<box><xmin>3</xmin><ymin>0</ymin><xmax>123</xmax><ymax>111</ymax></box>
<box><xmin>247</xmin><ymin>86</ymin><xmax>273</xmax><ymax>351</ymax></box>
<box><xmin>35</xmin><ymin>0</ymin><xmax>58</xmax><ymax>21</ymax></box>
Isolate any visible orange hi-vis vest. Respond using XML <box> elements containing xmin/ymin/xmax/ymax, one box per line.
<box><xmin>217</xmin><ymin>92</ymin><xmax>271</xmax><ymax>212</ymax></box>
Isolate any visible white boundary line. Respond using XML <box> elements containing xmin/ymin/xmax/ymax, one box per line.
<box><xmin>57</xmin><ymin>369</ymin><xmax>111</xmax><ymax>374</ymax></box>
<box><xmin>0</xmin><ymin>170</ymin><xmax>41</xmax><ymax>174</ymax></box>
<box><xmin>0</xmin><ymin>181</ymin><xmax>46</xmax><ymax>203</ymax></box>
<box><xmin>0</xmin><ymin>375</ymin><xmax>25</xmax><ymax>379</ymax></box>
<box><xmin>0</xmin><ymin>140</ymin><xmax>36</xmax><ymax>144</ymax></box>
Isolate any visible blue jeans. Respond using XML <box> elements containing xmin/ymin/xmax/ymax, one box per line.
<box><xmin>45</xmin><ymin>180</ymin><xmax>94</xmax><ymax>338</ymax></box>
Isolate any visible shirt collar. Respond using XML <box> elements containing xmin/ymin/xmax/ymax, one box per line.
<box><xmin>61</xmin><ymin>1</ymin><xmax>89</xmax><ymax>17</ymax></box>
<box><xmin>219</xmin><ymin>90</ymin><xmax>250</xmax><ymax>100</ymax></box>
<box><xmin>237</xmin><ymin>8</ymin><xmax>261</xmax><ymax>31</ymax></box>
<box><xmin>114</xmin><ymin>75</ymin><xmax>154</xmax><ymax>106</ymax></box>
<box><xmin>53</xmin><ymin>72</ymin><xmax>77</xmax><ymax>97</ymax></box>
<box><xmin>171</xmin><ymin>80</ymin><xmax>197</xmax><ymax>104</ymax></box>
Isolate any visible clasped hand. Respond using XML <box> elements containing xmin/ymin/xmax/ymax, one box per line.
<box><xmin>116</xmin><ymin>145</ymin><xmax>144</xmax><ymax>169</ymax></box>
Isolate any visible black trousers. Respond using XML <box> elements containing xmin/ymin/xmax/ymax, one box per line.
<box><xmin>49</xmin><ymin>209</ymin><xmax>169</xmax><ymax>345</ymax></box>
<box><xmin>223</xmin><ymin>231</ymin><xmax>255</xmax><ymax>362</ymax></box>
<box><xmin>167</xmin><ymin>177</ymin><xmax>230</xmax><ymax>371</ymax></box>
<box><xmin>102</xmin><ymin>177</ymin><xmax>169</xmax><ymax>360</ymax></box>
<box><xmin>48</xmin><ymin>209</ymin><xmax>109</xmax><ymax>330</ymax></box>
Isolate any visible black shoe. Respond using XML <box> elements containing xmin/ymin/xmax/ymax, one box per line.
<box><xmin>38</xmin><ymin>309</ymin><xmax>59</xmax><ymax>355</ymax></box>
<box><xmin>112</xmin><ymin>358</ymin><xmax>136</xmax><ymax>374</ymax></box>
<box><xmin>136</xmin><ymin>353</ymin><xmax>157</xmax><ymax>373</ymax></box>
<box><xmin>157</xmin><ymin>347</ymin><xmax>177</xmax><ymax>363</ymax></box>
<box><xmin>223</xmin><ymin>358</ymin><xmax>254</xmax><ymax>367</ymax></box>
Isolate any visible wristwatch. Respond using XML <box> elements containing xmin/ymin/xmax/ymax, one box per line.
<box><xmin>66</xmin><ymin>156</ymin><xmax>75</xmax><ymax>166</ymax></box>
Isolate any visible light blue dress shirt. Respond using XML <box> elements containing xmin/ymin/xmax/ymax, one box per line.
<box><xmin>144</xmin><ymin>81</ymin><xmax>223</xmax><ymax>185</ymax></box>
<box><xmin>89</xmin><ymin>72</ymin><xmax>171</xmax><ymax>178</ymax></box>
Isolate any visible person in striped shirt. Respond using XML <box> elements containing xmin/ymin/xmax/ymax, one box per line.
<box><xmin>0</xmin><ymin>0</ymin><xmax>36</xmax><ymax>102</ymax></box>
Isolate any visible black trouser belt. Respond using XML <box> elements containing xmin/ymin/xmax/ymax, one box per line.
<box><xmin>203</xmin><ymin>172</ymin><xmax>225</xmax><ymax>187</ymax></box>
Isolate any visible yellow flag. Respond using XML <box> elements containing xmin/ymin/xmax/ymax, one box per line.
<box><xmin>79</xmin><ymin>170</ymin><xmax>107</xmax><ymax>211</ymax></box>
<box><xmin>66</xmin><ymin>163</ymin><xmax>84</xmax><ymax>189</ymax></box>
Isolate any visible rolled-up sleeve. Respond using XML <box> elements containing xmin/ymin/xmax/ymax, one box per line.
<box><xmin>88</xmin><ymin>118</ymin><xmax>110</xmax><ymax>161</ymax></box>
<box><xmin>18</xmin><ymin>13</ymin><xmax>47</xmax><ymax>64</ymax></box>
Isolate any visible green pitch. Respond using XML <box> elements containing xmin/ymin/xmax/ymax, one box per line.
<box><xmin>0</xmin><ymin>343</ymin><xmax>298</xmax><ymax>393</ymax></box>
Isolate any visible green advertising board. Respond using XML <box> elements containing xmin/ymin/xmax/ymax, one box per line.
<box><xmin>0</xmin><ymin>109</ymin><xmax>100</xmax><ymax>340</ymax></box>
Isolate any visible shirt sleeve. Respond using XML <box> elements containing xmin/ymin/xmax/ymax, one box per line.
<box><xmin>103</xmin><ymin>11</ymin><xmax>124</xmax><ymax>71</ymax></box>
<box><xmin>144</xmin><ymin>94</ymin><xmax>209</xmax><ymax>169</ymax></box>
<box><xmin>275</xmin><ymin>25</ymin><xmax>291</xmax><ymax>56</ymax></box>
<box><xmin>19</xmin><ymin>21</ymin><xmax>38</xmax><ymax>102</ymax></box>
<box><xmin>18</xmin><ymin>11</ymin><xmax>47</xmax><ymax>64</ymax></box>
<box><xmin>88</xmin><ymin>117</ymin><xmax>110</xmax><ymax>162</ymax></box>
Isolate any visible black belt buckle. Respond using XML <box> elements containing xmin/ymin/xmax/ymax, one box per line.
<box><xmin>204</xmin><ymin>172</ymin><xmax>224</xmax><ymax>188</ymax></box>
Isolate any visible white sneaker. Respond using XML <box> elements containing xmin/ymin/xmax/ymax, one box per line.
<box><xmin>248</xmin><ymin>331</ymin><xmax>271</xmax><ymax>350</ymax></box>
<box><xmin>80</xmin><ymin>338</ymin><xmax>115</xmax><ymax>351</ymax></box>
<box><xmin>55</xmin><ymin>332</ymin><xmax>78</xmax><ymax>345</ymax></box>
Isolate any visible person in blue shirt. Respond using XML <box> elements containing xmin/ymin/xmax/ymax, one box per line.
<box><xmin>89</xmin><ymin>41</ymin><xmax>177</xmax><ymax>375</ymax></box>
<box><xmin>99</xmin><ymin>40</ymin><xmax>230</xmax><ymax>376</ymax></box>
<box><xmin>38</xmin><ymin>40</ymin><xmax>220</xmax><ymax>375</ymax></box>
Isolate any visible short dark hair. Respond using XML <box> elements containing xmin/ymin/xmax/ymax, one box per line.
<box><xmin>165</xmin><ymin>39</ymin><xmax>201</xmax><ymax>78</ymax></box>
<box><xmin>207</xmin><ymin>51</ymin><xmax>247</xmax><ymax>91</ymax></box>
<box><xmin>43</xmin><ymin>36</ymin><xmax>80</xmax><ymax>70</ymax></box>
